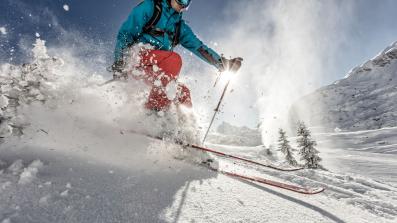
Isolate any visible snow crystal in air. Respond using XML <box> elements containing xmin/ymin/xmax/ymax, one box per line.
<box><xmin>0</xmin><ymin>95</ymin><xmax>8</xmax><ymax>109</ymax></box>
<box><xmin>8</xmin><ymin>159</ymin><xmax>24</xmax><ymax>175</ymax></box>
<box><xmin>32</xmin><ymin>38</ymin><xmax>50</xmax><ymax>60</ymax></box>
<box><xmin>1</xmin><ymin>182</ymin><xmax>12</xmax><ymax>190</ymax></box>
<box><xmin>44</xmin><ymin>181</ymin><xmax>52</xmax><ymax>186</ymax></box>
<box><xmin>60</xmin><ymin>189</ymin><xmax>69</xmax><ymax>197</ymax></box>
<box><xmin>35</xmin><ymin>32</ymin><xmax>40</xmax><ymax>38</ymax></box>
<box><xmin>18</xmin><ymin>160</ymin><xmax>44</xmax><ymax>185</ymax></box>
<box><xmin>0</xmin><ymin>27</ymin><xmax>7</xmax><ymax>35</ymax></box>
<box><xmin>2</xmin><ymin>218</ymin><xmax>11</xmax><ymax>223</ymax></box>
<box><xmin>39</xmin><ymin>195</ymin><xmax>51</xmax><ymax>206</ymax></box>
<box><xmin>152</xmin><ymin>64</ymin><xmax>159</xmax><ymax>72</ymax></box>
<box><xmin>63</xmin><ymin>4</ymin><xmax>70</xmax><ymax>11</ymax></box>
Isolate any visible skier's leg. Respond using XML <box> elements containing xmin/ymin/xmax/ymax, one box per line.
<box><xmin>139</xmin><ymin>50</ymin><xmax>182</xmax><ymax>111</ymax></box>
<box><xmin>175</xmin><ymin>83</ymin><xmax>192</xmax><ymax>108</ymax></box>
<box><xmin>145</xmin><ymin>86</ymin><xmax>172</xmax><ymax>111</ymax></box>
<box><xmin>140</xmin><ymin>50</ymin><xmax>182</xmax><ymax>86</ymax></box>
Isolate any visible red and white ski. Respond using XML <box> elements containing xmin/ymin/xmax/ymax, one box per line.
<box><xmin>206</xmin><ymin>166</ymin><xmax>324</xmax><ymax>195</ymax></box>
<box><xmin>130</xmin><ymin>130</ymin><xmax>303</xmax><ymax>172</ymax></box>
<box><xmin>190</xmin><ymin>144</ymin><xmax>303</xmax><ymax>172</ymax></box>
<box><xmin>130</xmin><ymin>130</ymin><xmax>325</xmax><ymax>194</ymax></box>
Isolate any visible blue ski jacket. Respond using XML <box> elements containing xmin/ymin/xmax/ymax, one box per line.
<box><xmin>114</xmin><ymin>0</ymin><xmax>223</xmax><ymax>70</ymax></box>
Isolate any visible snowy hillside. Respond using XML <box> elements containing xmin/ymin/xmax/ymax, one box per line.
<box><xmin>206</xmin><ymin>122</ymin><xmax>262</xmax><ymax>146</ymax></box>
<box><xmin>290</xmin><ymin>41</ymin><xmax>397</xmax><ymax>132</ymax></box>
<box><xmin>0</xmin><ymin>40</ymin><xmax>397</xmax><ymax>222</ymax></box>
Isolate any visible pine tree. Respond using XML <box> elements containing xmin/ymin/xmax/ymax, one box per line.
<box><xmin>277</xmin><ymin>128</ymin><xmax>298</xmax><ymax>166</ymax></box>
<box><xmin>296</xmin><ymin>122</ymin><xmax>322</xmax><ymax>169</ymax></box>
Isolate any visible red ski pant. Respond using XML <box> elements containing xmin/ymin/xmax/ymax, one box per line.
<box><xmin>138</xmin><ymin>50</ymin><xmax>192</xmax><ymax>111</ymax></box>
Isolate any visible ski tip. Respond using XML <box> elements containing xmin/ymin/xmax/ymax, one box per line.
<box><xmin>305</xmin><ymin>187</ymin><xmax>325</xmax><ymax>194</ymax></box>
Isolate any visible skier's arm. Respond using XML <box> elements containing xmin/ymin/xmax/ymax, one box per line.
<box><xmin>179</xmin><ymin>21</ymin><xmax>224</xmax><ymax>70</ymax></box>
<box><xmin>114</xmin><ymin>0</ymin><xmax>154</xmax><ymax>62</ymax></box>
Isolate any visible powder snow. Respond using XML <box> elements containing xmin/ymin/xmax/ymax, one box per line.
<box><xmin>0</xmin><ymin>38</ymin><xmax>396</xmax><ymax>223</ymax></box>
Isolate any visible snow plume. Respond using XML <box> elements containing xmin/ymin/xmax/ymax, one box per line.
<box><xmin>0</xmin><ymin>38</ymin><xmax>200</xmax><ymax>166</ymax></box>
<box><xmin>219</xmin><ymin>0</ymin><xmax>354</xmax><ymax>144</ymax></box>
<box><xmin>1</xmin><ymin>0</ymin><xmax>201</xmax><ymax>167</ymax></box>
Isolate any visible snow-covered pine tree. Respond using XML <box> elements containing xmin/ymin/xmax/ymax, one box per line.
<box><xmin>277</xmin><ymin>128</ymin><xmax>297</xmax><ymax>166</ymax></box>
<box><xmin>296</xmin><ymin>122</ymin><xmax>322</xmax><ymax>169</ymax></box>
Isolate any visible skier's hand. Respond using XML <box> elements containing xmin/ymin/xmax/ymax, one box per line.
<box><xmin>220</xmin><ymin>57</ymin><xmax>243</xmax><ymax>73</ymax></box>
<box><xmin>111</xmin><ymin>60</ymin><xmax>126</xmax><ymax>79</ymax></box>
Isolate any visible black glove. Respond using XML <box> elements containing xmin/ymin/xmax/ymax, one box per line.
<box><xmin>220</xmin><ymin>57</ymin><xmax>243</xmax><ymax>73</ymax></box>
<box><xmin>111</xmin><ymin>60</ymin><xmax>126</xmax><ymax>79</ymax></box>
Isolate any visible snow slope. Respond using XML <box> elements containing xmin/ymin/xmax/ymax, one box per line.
<box><xmin>206</xmin><ymin>122</ymin><xmax>262</xmax><ymax>146</ymax></box>
<box><xmin>0</xmin><ymin>39</ymin><xmax>396</xmax><ymax>222</ymax></box>
<box><xmin>290</xmin><ymin>41</ymin><xmax>397</xmax><ymax>132</ymax></box>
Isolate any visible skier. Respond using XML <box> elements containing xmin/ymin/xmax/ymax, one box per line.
<box><xmin>112</xmin><ymin>0</ymin><xmax>243</xmax><ymax>112</ymax></box>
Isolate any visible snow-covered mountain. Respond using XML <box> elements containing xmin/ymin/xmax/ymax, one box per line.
<box><xmin>290</xmin><ymin>41</ymin><xmax>397</xmax><ymax>132</ymax></box>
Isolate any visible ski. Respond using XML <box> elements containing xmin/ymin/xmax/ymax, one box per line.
<box><xmin>130</xmin><ymin>130</ymin><xmax>324</xmax><ymax>194</ymax></box>
<box><xmin>130</xmin><ymin>130</ymin><xmax>303</xmax><ymax>172</ymax></box>
<box><xmin>190</xmin><ymin>144</ymin><xmax>303</xmax><ymax>172</ymax></box>
<box><xmin>207</xmin><ymin>165</ymin><xmax>324</xmax><ymax>195</ymax></box>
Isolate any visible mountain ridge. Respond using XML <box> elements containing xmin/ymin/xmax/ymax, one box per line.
<box><xmin>290</xmin><ymin>41</ymin><xmax>397</xmax><ymax>132</ymax></box>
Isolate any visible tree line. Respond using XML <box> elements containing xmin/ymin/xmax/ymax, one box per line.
<box><xmin>277</xmin><ymin>121</ymin><xmax>322</xmax><ymax>169</ymax></box>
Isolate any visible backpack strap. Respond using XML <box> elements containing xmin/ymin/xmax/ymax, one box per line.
<box><xmin>172</xmin><ymin>20</ymin><xmax>182</xmax><ymax>48</ymax></box>
<box><xmin>142</xmin><ymin>0</ymin><xmax>182</xmax><ymax>49</ymax></box>
<box><xmin>143</xmin><ymin>0</ymin><xmax>163</xmax><ymax>33</ymax></box>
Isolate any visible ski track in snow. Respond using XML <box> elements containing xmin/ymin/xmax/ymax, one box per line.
<box><xmin>0</xmin><ymin>39</ymin><xmax>396</xmax><ymax>222</ymax></box>
<box><xmin>206</xmin><ymin>143</ymin><xmax>397</xmax><ymax>221</ymax></box>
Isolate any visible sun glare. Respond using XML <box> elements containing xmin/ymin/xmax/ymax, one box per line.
<box><xmin>219</xmin><ymin>70</ymin><xmax>234</xmax><ymax>84</ymax></box>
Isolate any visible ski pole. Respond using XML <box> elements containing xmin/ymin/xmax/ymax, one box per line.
<box><xmin>213</xmin><ymin>72</ymin><xmax>221</xmax><ymax>87</ymax></box>
<box><xmin>98</xmin><ymin>78</ymin><xmax>118</xmax><ymax>86</ymax></box>
<box><xmin>202</xmin><ymin>58</ymin><xmax>242</xmax><ymax>144</ymax></box>
<box><xmin>202</xmin><ymin>78</ymin><xmax>232</xmax><ymax>145</ymax></box>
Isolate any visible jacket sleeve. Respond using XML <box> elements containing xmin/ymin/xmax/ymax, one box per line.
<box><xmin>114</xmin><ymin>0</ymin><xmax>154</xmax><ymax>62</ymax></box>
<box><xmin>179</xmin><ymin>21</ymin><xmax>223</xmax><ymax>70</ymax></box>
